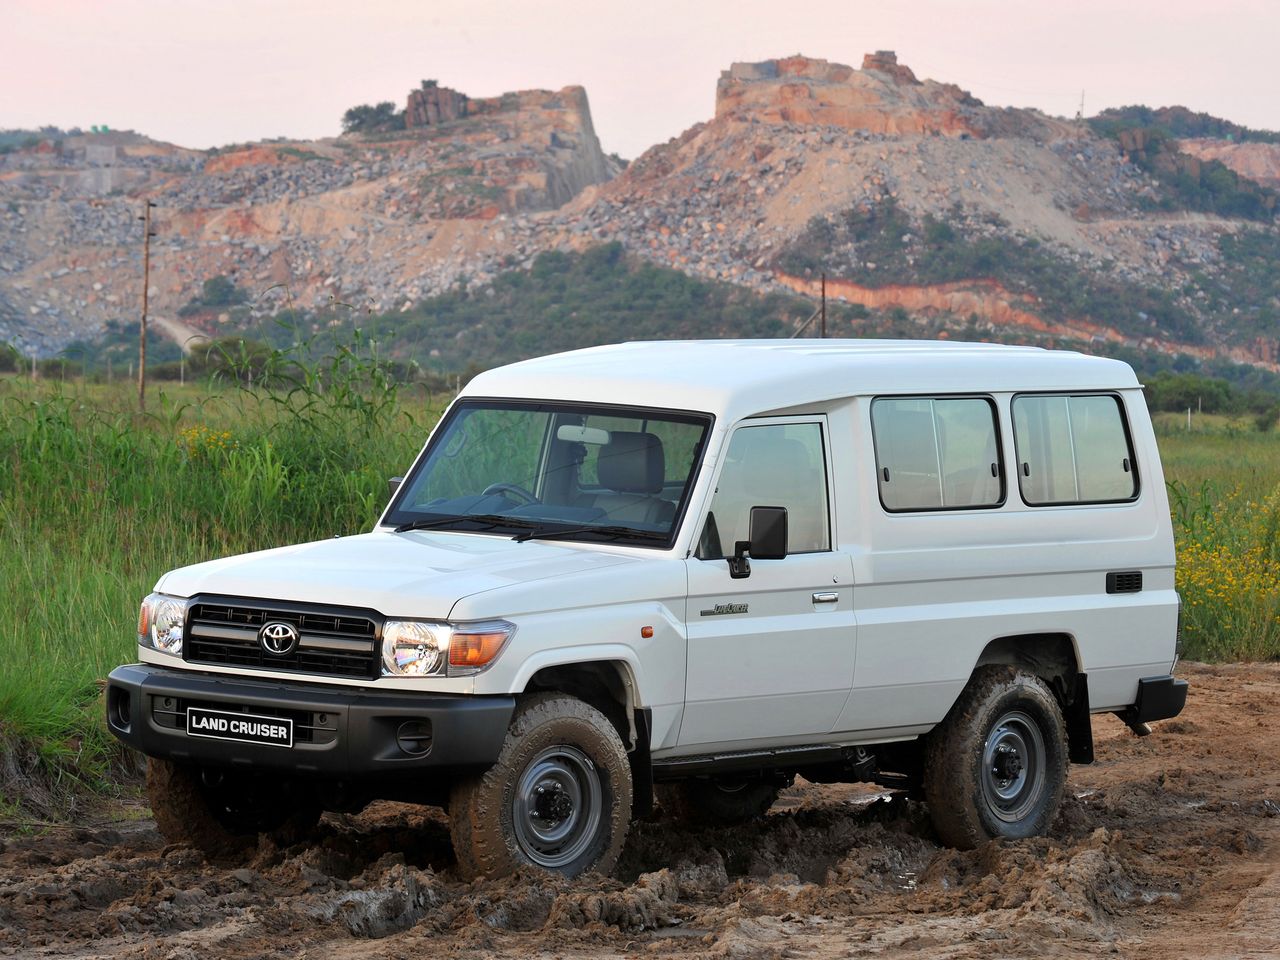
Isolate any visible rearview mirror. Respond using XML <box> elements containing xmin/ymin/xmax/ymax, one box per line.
<box><xmin>727</xmin><ymin>505</ymin><xmax>788</xmax><ymax>579</ymax></box>
<box><xmin>388</xmin><ymin>476</ymin><xmax>403</xmax><ymax>498</ymax></box>
<box><xmin>556</xmin><ymin>425</ymin><xmax>611</xmax><ymax>445</ymax></box>
<box><xmin>749</xmin><ymin>506</ymin><xmax>788</xmax><ymax>560</ymax></box>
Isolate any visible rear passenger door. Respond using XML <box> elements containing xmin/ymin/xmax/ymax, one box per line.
<box><xmin>681</xmin><ymin>417</ymin><xmax>855</xmax><ymax>748</ymax></box>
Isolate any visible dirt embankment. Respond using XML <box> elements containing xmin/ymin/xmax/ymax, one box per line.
<box><xmin>1</xmin><ymin>661</ymin><xmax>1277</xmax><ymax>959</ymax></box>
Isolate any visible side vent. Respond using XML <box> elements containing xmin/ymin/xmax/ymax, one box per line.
<box><xmin>1106</xmin><ymin>571</ymin><xmax>1143</xmax><ymax>594</ymax></box>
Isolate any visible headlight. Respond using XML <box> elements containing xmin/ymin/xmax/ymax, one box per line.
<box><xmin>138</xmin><ymin>593</ymin><xmax>187</xmax><ymax>656</ymax></box>
<box><xmin>381</xmin><ymin>619</ymin><xmax>515</xmax><ymax>678</ymax></box>
<box><xmin>382</xmin><ymin>621</ymin><xmax>446</xmax><ymax>676</ymax></box>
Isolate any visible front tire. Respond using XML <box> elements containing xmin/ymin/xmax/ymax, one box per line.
<box><xmin>449</xmin><ymin>693</ymin><xmax>632</xmax><ymax>879</ymax></box>
<box><xmin>924</xmin><ymin>666</ymin><xmax>1067</xmax><ymax>848</ymax></box>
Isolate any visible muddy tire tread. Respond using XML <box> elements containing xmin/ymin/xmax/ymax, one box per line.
<box><xmin>924</xmin><ymin>665</ymin><xmax>1067</xmax><ymax>849</ymax></box>
<box><xmin>449</xmin><ymin>692</ymin><xmax>632</xmax><ymax>880</ymax></box>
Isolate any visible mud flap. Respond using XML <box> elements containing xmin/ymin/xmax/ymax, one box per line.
<box><xmin>630</xmin><ymin>707</ymin><xmax>654</xmax><ymax>819</ymax></box>
<box><xmin>1064</xmin><ymin>673</ymin><xmax>1094</xmax><ymax>764</ymax></box>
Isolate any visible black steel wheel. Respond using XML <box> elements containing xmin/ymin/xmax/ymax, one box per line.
<box><xmin>449</xmin><ymin>693</ymin><xmax>632</xmax><ymax>879</ymax></box>
<box><xmin>924</xmin><ymin>666</ymin><xmax>1067</xmax><ymax>848</ymax></box>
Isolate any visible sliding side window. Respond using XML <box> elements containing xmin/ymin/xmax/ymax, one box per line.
<box><xmin>1011</xmin><ymin>394</ymin><xmax>1137</xmax><ymax>505</ymax></box>
<box><xmin>871</xmin><ymin>397</ymin><xmax>1003</xmax><ymax>511</ymax></box>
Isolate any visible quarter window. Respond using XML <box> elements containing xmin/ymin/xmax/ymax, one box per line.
<box><xmin>871</xmin><ymin>397</ymin><xmax>1003</xmax><ymax>511</ymax></box>
<box><xmin>1012</xmin><ymin>394</ymin><xmax>1137</xmax><ymax>505</ymax></box>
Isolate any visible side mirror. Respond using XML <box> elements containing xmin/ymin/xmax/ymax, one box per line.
<box><xmin>727</xmin><ymin>506</ymin><xmax>788</xmax><ymax>579</ymax></box>
<box><xmin>388</xmin><ymin>476</ymin><xmax>403</xmax><ymax>498</ymax></box>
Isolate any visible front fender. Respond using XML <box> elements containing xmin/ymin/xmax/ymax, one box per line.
<box><xmin>506</xmin><ymin>644</ymin><xmax>644</xmax><ymax>702</ymax></box>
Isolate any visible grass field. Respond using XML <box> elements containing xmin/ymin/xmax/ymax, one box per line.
<box><xmin>1</xmin><ymin>374</ymin><xmax>1277</xmax><ymax>810</ymax></box>
<box><xmin>1156</xmin><ymin>414</ymin><xmax>1280</xmax><ymax>662</ymax></box>
<box><xmin>0</xmin><ymin>347</ymin><xmax>441</xmax><ymax>804</ymax></box>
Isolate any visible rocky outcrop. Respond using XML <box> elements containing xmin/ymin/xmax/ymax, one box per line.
<box><xmin>406</xmin><ymin>85</ymin><xmax>617</xmax><ymax>216</ymax></box>
<box><xmin>1178</xmin><ymin>139</ymin><xmax>1280</xmax><ymax>190</ymax></box>
<box><xmin>716</xmin><ymin>53</ymin><xmax>1058</xmax><ymax>140</ymax></box>
<box><xmin>861</xmin><ymin>50</ymin><xmax>919</xmax><ymax>85</ymax></box>
<box><xmin>405</xmin><ymin>83</ymin><xmax>468</xmax><ymax>127</ymax></box>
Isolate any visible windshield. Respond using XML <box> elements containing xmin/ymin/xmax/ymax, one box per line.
<box><xmin>384</xmin><ymin>400</ymin><xmax>713</xmax><ymax>547</ymax></box>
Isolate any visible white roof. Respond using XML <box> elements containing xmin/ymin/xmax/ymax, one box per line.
<box><xmin>463</xmin><ymin>340</ymin><xmax>1140</xmax><ymax>422</ymax></box>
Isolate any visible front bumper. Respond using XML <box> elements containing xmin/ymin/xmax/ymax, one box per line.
<box><xmin>106</xmin><ymin>663</ymin><xmax>515</xmax><ymax>778</ymax></box>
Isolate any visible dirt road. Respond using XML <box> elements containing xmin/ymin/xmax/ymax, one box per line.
<box><xmin>2</xmin><ymin>662</ymin><xmax>1277</xmax><ymax>959</ymax></box>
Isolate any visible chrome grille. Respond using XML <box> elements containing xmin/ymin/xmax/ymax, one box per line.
<box><xmin>185</xmin><ymin>597</ymin><xmax>381</xmax><ymax>679</ymax></box>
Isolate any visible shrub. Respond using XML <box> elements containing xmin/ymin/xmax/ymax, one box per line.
<box><xmin>341</xmin><ymin>101</ymin><xmax>404</xmax><ymax>134</ymax></box>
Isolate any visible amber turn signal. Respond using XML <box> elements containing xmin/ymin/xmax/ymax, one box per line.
<box><xmin>640</xmin><ymin>626</ymin><xmax>654</xmax><ymax>639</ymax></box>
<box><xmin>449</xmin><ymin>630</ymin><xmax>509</xmax><ymax>668</ymax></box>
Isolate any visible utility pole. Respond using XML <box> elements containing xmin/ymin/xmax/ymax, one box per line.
<box><xmin>138</xmin><ymin>200</ymin><xmax>156</xmax><ymax>412</ymax></box>
<box><xmin>820</xmin><ymin>273</ymin><xmax>827</xmax><ymax>338</ymax></box>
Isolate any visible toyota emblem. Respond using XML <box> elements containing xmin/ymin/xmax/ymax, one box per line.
<box><xmin>259</xmin><ymin>621</ymin><xmax>300</xmax><ymax>656</ymax></box>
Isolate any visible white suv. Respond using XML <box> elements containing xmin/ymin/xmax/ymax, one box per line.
<box><xmin>107</xmin><ymin>340</ymin><xmax>1186</xmax><ymax>877</ymax></box>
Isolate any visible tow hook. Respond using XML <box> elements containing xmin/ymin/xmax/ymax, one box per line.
<box><xmin>1123</xmin><ymin>717</ymin><xmax>1153</xmax><ymax>737</ymax></box>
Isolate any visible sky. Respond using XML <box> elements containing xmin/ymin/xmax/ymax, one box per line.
<box><xmin>4</xmin><ymin>0</ymin><xmax>1279</xmax><ymax>159</ymax></box>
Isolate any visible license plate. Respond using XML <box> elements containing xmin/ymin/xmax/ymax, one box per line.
<box><xmin>185</xmin><ymin>707</ymin><xmax>294</xmax><ymax>748</ymax></box>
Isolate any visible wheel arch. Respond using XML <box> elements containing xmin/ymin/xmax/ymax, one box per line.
<box><xmin>974</xmin><ymin>632</ymin><xmax>1081</xmax><ymax>686</ymax></box>
<box><xmin>971</xmin><ymin>632</ymin><xmax>1092</xmax><ymax>764</ymax></box>
<box><xmin>522</xmin><ymin>658</ymin><xmax>638</xmax><ymax>743</ymax></box>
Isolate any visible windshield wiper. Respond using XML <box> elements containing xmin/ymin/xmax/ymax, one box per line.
<box><xmin>394</xmin><ymin>514</ymin><xmax>540</xmax><ymax>534</ymax></box>
<box><xmin>513</xmin><ymin>524</ymin><xmax>670</xmax><ymax>544</ymax></box>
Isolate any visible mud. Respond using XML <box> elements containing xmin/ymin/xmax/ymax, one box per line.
<box><xmin>1</xmin><ymin>662</ymin><xmax>1277</xmax><ymax>959</ymax></box>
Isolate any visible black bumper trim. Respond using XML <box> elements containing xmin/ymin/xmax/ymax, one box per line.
<box><xmin>1126</xmin><ymin>675</ymin><xmax>1189</xmax><ymax>724</ymax></box>
<box><xmin>106</xmin><ymin>663</ymin><xmax>515</xmax><ymax>778</ymax></box>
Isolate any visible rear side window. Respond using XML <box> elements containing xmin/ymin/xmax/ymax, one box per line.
<box><xmin>871</xmin><ymin>397</ymin><xmax>1003</xmax><ymax>511</ymax></box>
<box><xmin>1011</xmin><ymin>394</ymin><xmax>1137</xmax><ymax>505</ymax></box>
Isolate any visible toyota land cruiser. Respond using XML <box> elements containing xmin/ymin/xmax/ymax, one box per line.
<box><xmin>106</xmin><ymin>340</ymin><xmax>1186</xmax><ymax>877</ymax></box>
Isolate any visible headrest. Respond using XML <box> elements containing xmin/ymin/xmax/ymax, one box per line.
<box><xmin>597</xmin><ymin>431</ymin><xmax>665</xmax><ymax>494</ymax></box>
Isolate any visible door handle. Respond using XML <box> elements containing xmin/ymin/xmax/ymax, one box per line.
<box><xmin>812</xmin><ymin>592</ymin><xmax>839</xmax><ymax>604</ymax></box>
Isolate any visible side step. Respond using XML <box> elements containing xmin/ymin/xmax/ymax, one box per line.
<box><xmin>652</xmin><ymin>743</ymin><xmax>847</xmax><ymax>781</ymax></box>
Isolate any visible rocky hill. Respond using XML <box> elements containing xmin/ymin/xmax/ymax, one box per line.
<box><xmin>555</xmin><ymin>52</ymin><xmax>1276</xmax><ymax>369</ymax></box>
<box><xmin>3</xmin><ymin>53</ymin><xmax>1279</xmax><ymax>381</ymax></box>
<box><xmin>0</xmin><ymin>83</ymin><xmax>617</xmax><ymax>355</ymax></box>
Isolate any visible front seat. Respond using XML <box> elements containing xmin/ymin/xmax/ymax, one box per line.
<box><xmin>591</xmin><ymin>431</ymin><xmax>674</xmax><ymax>527</ymax></box>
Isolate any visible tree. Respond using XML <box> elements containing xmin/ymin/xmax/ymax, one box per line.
<box><xmin>201</xmin><ymin>275</ymin><xmax>245</xmax><ymax>307</ymax></box>
<box><xmin>341</xmin><ymin>102</ymin><xmax>403</xmax><ymax>134</ymax></box>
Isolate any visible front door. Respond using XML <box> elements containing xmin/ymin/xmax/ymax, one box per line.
<box><xmin>680</xmin><ymin>418</ymin><xmax>855</xmax><ymax>748</ymax></box>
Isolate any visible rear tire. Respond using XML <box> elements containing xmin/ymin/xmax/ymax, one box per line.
<box><xmin>658</xmin><ymin>777</ymin><xmax>781</xmax><ymax>825</ymax></box>
<box><xmin>146</xmin><ymin>758</ymin><xmax>320</xmax><ymax>857</ymax></box>
<box><xmin>449</xmin><ymin>693</ymin><xmax>632</xmax><ymax>880</ymax></box>
<box><xmin>924</xmin><ymin>666</ymin><xmax>1067</xmax><ymax>848</ymax></box>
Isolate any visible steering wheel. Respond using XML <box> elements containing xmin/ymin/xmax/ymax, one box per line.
<box><xmin>481</xmin><ymin>482</ymin><xmax>540</xmax><ymax>505</ymax></box>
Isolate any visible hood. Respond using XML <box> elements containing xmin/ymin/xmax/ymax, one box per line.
<box><xmin>156</xmin><ymin>530</ymin><xmax>638</xmax><ymax>619</ymax></box>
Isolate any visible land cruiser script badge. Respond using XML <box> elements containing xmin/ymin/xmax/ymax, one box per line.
<box><xmin>259</xmin><ymin>621</ymin><xmax>300</xmax><ymax>656</ymax></box>
<box><xmin>700</xmin><ymin>603</ymin><xmax>749</xmax><ymax>617</ymax></box>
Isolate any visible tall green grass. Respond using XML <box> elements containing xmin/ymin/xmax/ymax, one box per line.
<box><xmin>0</xmin><ymin>337</ymin><xmax>438</xmax><ymax>803</ymax></box>
<box><xmin>1158</xmin><ymin>417</ymin><xmax>1280</xmax><ymax>661</ymax></box>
